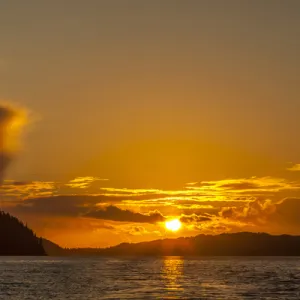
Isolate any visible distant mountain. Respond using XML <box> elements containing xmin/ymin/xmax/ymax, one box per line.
<box><xmin>4</xmin><ymin>211</ymin><xmax>300</xmax><ymax>257</ymax></box>
<box><xmin>0</xmin><ymin>211</ymin><xmax>45</xmax><ymax>255</ymax></box>
<box><xmin>66</xmin><ymin>232</ymin><xmax>300</xmax><ymax>256</ymax></box>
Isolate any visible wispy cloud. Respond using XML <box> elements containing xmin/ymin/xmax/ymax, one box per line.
<box><xmin>187</xmin><ymin>177</ymin><xmax>300</xmax><ymax>194</ymax></box>
<box><xmin>180</xmin><ymin>213</ymin><xmax>212</xmax><ymax>223</ymax></box>
<box><xmin>2</xmin><ymin>180</ymin><xmax>56</xmax><ymax>198</ymax></box>
<box><xmin>4</xmin><ymin>170</ymin><xmax>300</xmax><ymax>244</ymax></box>
<box><xmin>186</xmin><ymin>182</ymin><xmax>198</xmax><ymax>186</ymax></box>
<box><xmin>125</xmin><ymin>225</ymin><xmax>149</xmax><ymax>236</ymax></box>
<box><xmin>66</xmin><ymin>177</ymin><xmax>108</xmax><ymax>189</ymax></box>
<box><xmin>287</xmin><ymin>164</ymin><xmax>300</xmax><ymax>171</ymax></box>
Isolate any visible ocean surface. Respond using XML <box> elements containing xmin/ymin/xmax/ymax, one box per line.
<box><xmin>0</xmin><ymin>257</ymin><xmax>299</xmax><ymax>299</ymax></box>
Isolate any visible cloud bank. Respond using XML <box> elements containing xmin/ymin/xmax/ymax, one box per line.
<box><xmin>85</xmin><ymin>205</ymin><xmax>166</xmax><ymax>223</ymax></box>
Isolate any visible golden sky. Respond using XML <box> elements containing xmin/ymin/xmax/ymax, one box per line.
<box><xmin>0</xmin><ymin>1</ymin><xmax>300</xmax><ymax>247</ymax></box>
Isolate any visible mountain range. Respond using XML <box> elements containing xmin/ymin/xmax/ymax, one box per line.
<box><xmin>2</xmin><ymin>211</ymin><xmax>300</xmax><ymax>256</ymax></box>
<box><xmin>56</xmin><ymin>232</ymin><xmax>300</xmax><ymax>256</ymax></box>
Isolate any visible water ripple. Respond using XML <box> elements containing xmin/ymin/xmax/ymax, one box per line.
<box><xmin>0</xmin><ymin>256</ymin><xmax>300</xmax><ymax>299</ymax></box>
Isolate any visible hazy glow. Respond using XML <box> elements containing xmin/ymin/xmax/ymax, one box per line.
<box><xmin>165</xmin><ymin>219</ymin><xmax>182</xmax><ymax>232</ymax></box>
<box><xmin>1</xmin><ymin>1</ymin><xmax>300</xmax><ymax>248</ymax></box>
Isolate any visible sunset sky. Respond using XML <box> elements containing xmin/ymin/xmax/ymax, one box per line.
<box><xmin>1</xmin><ymin>1</ymin><xmax>300</xmax><ymax>248</ymax></box>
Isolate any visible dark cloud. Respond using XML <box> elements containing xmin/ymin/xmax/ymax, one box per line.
<box><xmin>12</xmin><ymin>195</ymin><xmax>104</xmax><ymax>216</ymax></box>
<box><xmin>269</xmin><ymin>198</ymin><xmax>300</xmax><ymax>230</ymax></box>
<box><xmin>180</xmin><ymin>213</ymin><xmax>212</xmax><ymax>223</ymax></box>
<box><xmin>12</xmin><ymin>194</ymin><xmax>168</xmax><ymax>216</ymax></box>
<box><xmin>11</xmin><ymin>195</ymin><xmax>166</xmax><ymax>224</ymax></box>
<box><xmin>85</xmin><ymin>205</ymin><xmax>166</xmax><ymax>224</ymax></box>
<box><xmin>12</xmin><ymin>193</ymin><xmax>214</xmax><ymax>217</ymax></box>
<box><xmin>4</xmin><ymin>181</ymin><xmax>32</xmax><ymax>186</ymax></box>
<box><xmin>263</xmin><ymin>198</ymin><xmax>300</xmax><ymax>235</ymax></box>
<box><xmin>218</xmin><ymin>198</ymin><xmax>300</xmax><ymax>235</ymax></box>
<box><xmin>126</xmin><ymin>226</ymin><xmax>148</xmax><ymax>236</ymax></box>
<box><xmin>219</xmin><ymin>199</ymin><xmax>276</xmax><ymax>224</ymax></box>
<box><xmin>13</xmin><ymin>197</ymin><xmax>84</xmax><ymax>216</ymax></box>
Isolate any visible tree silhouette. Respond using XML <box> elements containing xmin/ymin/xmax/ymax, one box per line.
<box><xmin>0</xmin><ymin>211</ymin><xmax>45</xmax><ymax>255</ymax></box>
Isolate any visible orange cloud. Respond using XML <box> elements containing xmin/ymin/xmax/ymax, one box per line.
<box><xmin>66</xmin><ymin>176</ymin><xmax>108</xmax><ymax>189</ymax></box>
<box><xmin>287</xmin><ymin>164</ymin><xmax>300</xmax><ymax>171</ymax></box>
<box><xmin>219</xmin><ymin>199</ymin><xmax>276</xmax><ymax>224</ymax></box>
<box><xmin>3</xmin><ymin>171</ymin><xmax>300</xmax><ymax>247</ymax></box>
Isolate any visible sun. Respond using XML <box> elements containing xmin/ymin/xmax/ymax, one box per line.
<box><xmin>165</xmin><ymin>219</ymin><xmax>182</xmax><ymax>232</ymax></box>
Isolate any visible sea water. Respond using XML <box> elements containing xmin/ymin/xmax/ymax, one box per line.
<box><xmin>0</xmin><ymin>256</ymin><xmax>299</xmax><ymax>299</ymax></box>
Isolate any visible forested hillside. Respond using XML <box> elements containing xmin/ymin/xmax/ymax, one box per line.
<box><xmin>0</xmin><ymin>211</ymin><xmax>45</xmax><ymax>255</ymax></box>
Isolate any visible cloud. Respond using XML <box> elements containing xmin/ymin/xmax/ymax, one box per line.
<box><xmin>4</xmin><ymin>180</ymin><xmax>30</xmax><ymax>186</ymax></box>
<box><xmin>6</xmin><ymin>194</ymin><xmax>146</xmax><ymax>218</ymax></box>
<box><xmin>186</xmin><ymin>177</ymin><xmax>300</xmax><ymax>197</ymax></box>
<box><xmin>6</xmin><ymin>174</ymin><xmax>298</xmax><ymax>225</ymax></box>
<box><xmin>220</xmin><ymin>182</ymin><xmax>262</xmax><ymax>190</ymax></box>
<box><xmin>126</xmin><ymin>226</ymin><xmax>149</xmax><ymax>236</ymax></box>
<box><xmin>4</xmin><ymin>166</ymin><xmax>300</xmax><ymax>238</ymax></box>
<box><xmin>2</xmin><ymin>180</ymin><xmax>56</xmax><ymax>198</ymax></box>
<box><xmin>219</xmin><ymin>199</ymin><xmax>276</xmax><ymax>224</ymax></box>
<box><xmin>186</xmin><ymin>182</ymin><xmax>198</xmax><ymax>186</ymax></box>
<box><xmin>85</xmin><ymin>205</ymin><xmax>166</xmax><ymax>223</ymax></box>
<box><xmin>10</xmin><ymin>194</ymin><xmax>114</xmax><ymax>217</ymax></box>
<box><xmin>287</xmin><ymin>164</ymin><xmax>300</xmax><ymax>171</ymax></box>
<box><xmin>269</xmin><ymin>198</ymin><xmax>300</xmax><ymax>232</ymax></box>
<box><xmin>10</xmin><ymin>195</ymin><xmax>166</xmax><ymax>224</ymax></box>
<box><xmin>12</xmin><ymin>195</ymin><xmax>93</xmax><ymax>216</ymax></box>
<box><xmin>180</xmin><ymin>213</ymin><xmax>212</xmax><ymax>223</ymax></box>
<box><xmin>100</xmin><ymin>187</ymin><xmax>161</xmax><ymax>195</ymax></box>
<box><xmin>217</xmin><ymin>197</ymin><xmax>300</xmax><ymax>235</ymax></box>
<box><xmin>4</xmin><ymin>176</ymin><xmax>286</xmax><ymax>211</ymax></box>
<box><xmin>66</xmin><ymin>177</ymin><xmax>108</xmax><ymax>189</ymax></box>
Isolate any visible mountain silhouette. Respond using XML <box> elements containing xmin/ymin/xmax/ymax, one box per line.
<box><xmin>62</xmin><ymin>232</ymin><xmax>300</xmax><ymax>256</ymax></box>
<box><xmin>3</xmin><ymin>211</ymin><xmax>300</xmax><ymax>256</ymax></box>
<box><xmin>0</xmin><ymin>211</ymin><xmax>45</xmax><ymax>255</ymax></box>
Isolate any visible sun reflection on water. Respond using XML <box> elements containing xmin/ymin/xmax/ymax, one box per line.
<box><xmin>161</xmin><ymin>257</ymin><xmax>184</xmax><ymax>294</ymax></box>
